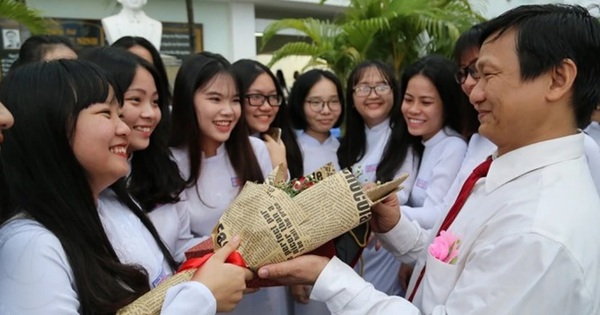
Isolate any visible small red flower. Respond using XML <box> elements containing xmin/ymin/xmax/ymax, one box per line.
<box><xmin>292</xmin><ymin>180</ymin><xmax>303</xmax><ymax>191</ymax></box>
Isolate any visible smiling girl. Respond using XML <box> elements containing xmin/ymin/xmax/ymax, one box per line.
<box><xmin>232</xmin><ymin>59</ymin><xmax>303</xmax><ymax>179</ymax></box>
<box><xmin>399</xmin><ymin>55</ymin><xmax>468</xmax><ymax>229</ymax></box>
<box><xmin>338</xmin><ymin>60</ymin><xmax>417</xmax><ymax>297</ymax></box>
<box><xmin>0</xmin><ymin>60</ymin><xmax>250</xmax><ymax>314</ymax></box>
<box><xmin>287</xmin><ymin>69</ymin><xmax>345</xmax><ymax>315</ymax></box>
<box><xmin>82</xmin><ymin>47</ymin><xmax>199</xmax><ymax>265</ymax></box>
<box><xmin>112</xmin><ymin>36</ymin><xmax>173</xmax><ymax>104</ymax></box>
<box><xmin>169</xmin><ymin>52</ymin><xmax>271</xmax><ymax>237</ymax></box>
<box><xmin>169</xmin><ymin>52</ymin><xmax>290</xmax><ymax>315</ymax></box>
<box><xmin>289</xmin><ymin>69</ymin><xmax>344</xmax><ymax>174</ymax></box>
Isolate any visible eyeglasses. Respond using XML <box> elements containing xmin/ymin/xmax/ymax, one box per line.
<box><xmin>245</xmin><ymin>93</ymin><xmax>283</xmax><ymax>107</ymax></box>
<box><xmin>353</xmin><ymin>84</ymin><xmax>392</xmax><ymax>97</ymax></box>
<box><xmin>455</xmin><ymin>61</ymin><xmax>480</xmax><ymax>84</ymax></box>
<box><xmin>305</xmin><ymin>99</ymin><xmax>342</xmax><ymax>112</ymax></box>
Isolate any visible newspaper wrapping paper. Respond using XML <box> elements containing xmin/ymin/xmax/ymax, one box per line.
<box><xmin>117</xmin><ymin>163</ymin><xmax>408</xmax><ymax>315</ymax></box>
<box><xmin>212</xmin><ymin>163</ymin><xmax>408</xmax><ymax>269</ymax></box>
<box><xmin>116</xmin><ymin>270</ymin><xmax>195</xmax><ymax>315</ymax></box>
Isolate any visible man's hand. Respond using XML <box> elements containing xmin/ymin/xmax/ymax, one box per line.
<box><xmin>257</xmin><ymin>255</ymin><xmax>330</xmax><ymax>285</ymax></box>
<box><xmin>370</xmin><ymin>194</ymin><xmax>401</xmax><ymax>233</ymax></box>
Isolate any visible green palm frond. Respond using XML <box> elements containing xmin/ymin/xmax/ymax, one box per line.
<box><xmin>267</xmin><ymin>42</ymin><xmax>327</xmax><ymax>66</ymax></box>
<box><xmin>263</xmin><ymin>0</ymin><xmax>487</xmax><ymax>80</ymax></box>
<box><xmin>0</xmin><ymin>0</ymin><xmax>48</xmax><ymax>34</ymax></box>
<box><xmin>261</xmin><ymin>18</ymin><xmax>338</xmax><ymax>51</ymax></box>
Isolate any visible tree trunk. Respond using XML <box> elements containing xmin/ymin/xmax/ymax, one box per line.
<box><xmin>185</xmin><ymin>0</ymin><xmax>195</xmax><ymax>53</ymax></box>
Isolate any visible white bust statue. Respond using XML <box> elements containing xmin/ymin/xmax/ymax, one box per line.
<box><xmin>102</xmin><ymin>0</ymin><xmax>163</xmax><ymax>49</ymax></box>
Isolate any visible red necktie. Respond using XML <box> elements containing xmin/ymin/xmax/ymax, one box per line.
<box><xmin>407</xmin><ymin>156</ymin><xmax>493</xmax><ymax>302</ymax></box>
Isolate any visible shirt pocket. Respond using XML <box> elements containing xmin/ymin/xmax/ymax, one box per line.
<box><xmin>421</xmin><ymin>250</ymin><xmax>460</xmax><ymax>309</ymax></box>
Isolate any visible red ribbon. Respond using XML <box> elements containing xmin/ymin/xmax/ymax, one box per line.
<box><xmin>177</xmin><ymin>251</ymin><xmax>247</xmax><ymax>273</ymax></box>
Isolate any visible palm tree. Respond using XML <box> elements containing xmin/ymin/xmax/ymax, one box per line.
<box><xmin>261</xmin><ymin>0</ymin><xmax>485</xmax><ymax>80</ymax></box>
<box><xmin>0</xmin><ymin>0</ymin><xmax>48</xmax><ymax>34</ymax></box>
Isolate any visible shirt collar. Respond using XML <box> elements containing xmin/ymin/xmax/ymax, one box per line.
<box><xmin>297</xmin><ymin>130</ymin><xmax>334</xmax><ymax>145</ymax></box>
<box><xmin>485</xmin><ymin>133</ymin><xmax>584</xmax><ymax>193</ymax></box>
<box><xmin>365</xmin><ymin>118</ymin><xmax>390</xmax><ymax>133</ymax></box>
<box><xmin>423</xmin><ymin>127</ymin><xmax>461</xmax><ymax>147</ymax></box>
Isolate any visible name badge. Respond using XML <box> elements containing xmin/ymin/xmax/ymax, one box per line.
<box><xmin>365</xmin><ymin>164</ymin><xmax>377</xmax><ymax>173</ymax></box>
<box><xmin>416</xmin><ymin>178</ymin><xmax>429</xmax><ymax>190</ymax></box>
<box><xmin>151</xmin><ymin>267</ymin><xmax>169</xmax><ymax>288</ymax></box>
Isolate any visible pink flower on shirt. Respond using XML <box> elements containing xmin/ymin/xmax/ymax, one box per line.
<box><xmin>429</xmin><ymin>230</ymin><xmax>460</xmax><ymax>264</ymax></box>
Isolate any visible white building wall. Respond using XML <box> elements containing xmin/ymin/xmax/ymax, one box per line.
<box><xmin>26</xmin><ymin>0</ymin><xmax>235</xmax><ymax>60</ymax></box>
<box><xmin>22</xmin><ymin>0</ymin><xmax>600</xmax><ymax>62</ymax></box>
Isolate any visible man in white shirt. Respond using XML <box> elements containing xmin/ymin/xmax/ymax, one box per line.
<box><xmin>257</xmin><ymin>4</ymin><xmax>600</xmax><ymax>314</ymax></box>
<box><xmin>585</xmin><ymin>104</ymin><xmax>600</xmax><ymax>148</ymax></box>
<box><xmin>102</xmin><ymin>0</ymin><xmax>162</xmax><ymax>49</ymax></box>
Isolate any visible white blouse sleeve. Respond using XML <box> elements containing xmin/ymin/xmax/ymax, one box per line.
<box><xmin>0</xmin><ymin>220</ymin><xmax>80</xmax><ymax>314</ymax></box>
<box><xmin>395</xmin><ymin>148</ymin><xmax>419</xmax><ymax>205</ymax></box>
<box><xmin>402</xmin><ymin>138</ymin><xmax>467</xmax><ymax>229</ymax></box>
<box><xmin>249</xmin><ymin>136</ymin><xmax>274</xmax><ymax>178</ymax></box>
<box><xmin>161</xmin><ymin>281</ymin><xmax>216</xmax><ymax>314</ymax></box>
<box><xmin>171</xmin><ymin>192</ymin><xmax>209</xmax><ymax>263</ymax></box>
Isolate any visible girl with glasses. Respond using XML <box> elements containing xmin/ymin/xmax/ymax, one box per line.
<box><xmin>287</xmin><ymin>69</ymin><xmax>345</xmax><ymax>315</ymax></box>
<box><xmin>232</xmin><ymin>59</ymin><xmax>303</xmax><ymax>180</ymax></box>
<box><xmin>289</xmin><ymin>69</ymin><xmax>345</xmax><ymax>174</ymax></box>
<box><xmin>169</xmin><ymin>53</ymin><xmax>290</xmax><ymax>315</ymax></box>
<box><xmin>337</xmin><ymin>60</ymin><xmax>418</xmax><ymax>297</ymax></box>
<box><xmin>0</xmin><ymin>60</ymin><xmax>251</xmax><ymax>314</ymax></box>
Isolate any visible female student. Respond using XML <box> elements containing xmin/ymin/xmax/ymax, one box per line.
<box><xmin>169</xmin><ymin>52</ymin><xmax>271</xmax><ymax>237</ymax></box>
<box><xmin>289</xmin><ymin>69</ymin><xmax>344</xmax><ymax>174</ymax></box>
<box><xmin>399</xmin><ymin>55</ymin><xmax>468</xmax><ymax>229</ymax></box>
<box><xmin>82</xmin><ymin>47</ymin><xmax>196</xmax><ymax>263</ymax></box>
<box><xmin>287</xmin><ymin>69</ymin><xmax>345</xmax><ymax>315</ymax></box>
<box><xmin>112</xmin><ymin>36</ymin><xmax>173</xmax><ymax>103</ymax></box>
<box><xmin>337</xmin><ymin>60</ymin><xmax>417</xmax><ymax>297</ymax></box>
<box><xmin>169</xmin><ymin>52</ymin><xmax>290</xmax><ymax>315</ymax></box>
<box><xmin>9</xmin><ymin>35</ymin><xmax>77</xmax><ymax>71</ymax></box>
<box><xmin>231</xmin><ymin>59</ymin><xmax>303</xmax><ymax>179</ymax></box>
<box><xmin>0</xmin><ymin>101</ymin><xmax>13</xmax><ymax>141</ymax></box>
<box><xmin>0</xmin><ymin>60</ymin><xmax>251</xmax><ymax>314</ymax></box>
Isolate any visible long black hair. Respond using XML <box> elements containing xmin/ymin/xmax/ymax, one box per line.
<box><xmin>170</xmin><ymin>52</ymin><xmax>265</xmax><ymax>190</ymax></box>
<box><xmin>112</xmin><ymin>36</ymin><xmax>172</xmax><ymax>103</ymax></box>
<box><xmin>231</xmin><ymin>59</ymin><xmax>304</xmax><ymax>179</ymax></box>
<box><xmin>0</xmin><ymin>60</ymin><xmax>154</xmax><ymax>314</ymax></box>
<box><xmin>82</xmin><ymin>47</ymin><xmax>186</xmax><ymax>212</ymax></box>
<box><xmin>9</xmin><ymin>35</ymin><xmax>76</xmax><ymax>71</ymax></box>
<box><xmin>337</xmin><ymin>60</ymin><xmax>415</xmax><ymax>182</ymax></box>
<box><xmin>399</xmin><ymin>55</ymin><xmax>467</xmax><ymax>161</ymax></box>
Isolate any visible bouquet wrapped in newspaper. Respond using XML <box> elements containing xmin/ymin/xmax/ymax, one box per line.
<box><xmin>117</xmin><ymin>163</ymin><xmax>408</xmax><ymax>315</ymax></box>
<box><xmin>211</xmin><ymin>163</ymin><xmax>407</xmax><ymax>268</ymax></box>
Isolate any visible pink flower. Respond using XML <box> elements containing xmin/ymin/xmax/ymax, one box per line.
<box><xmin>429</xmin><ymin>230</ymin><xmax>460</xmax><ymax>264</ymax></box>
